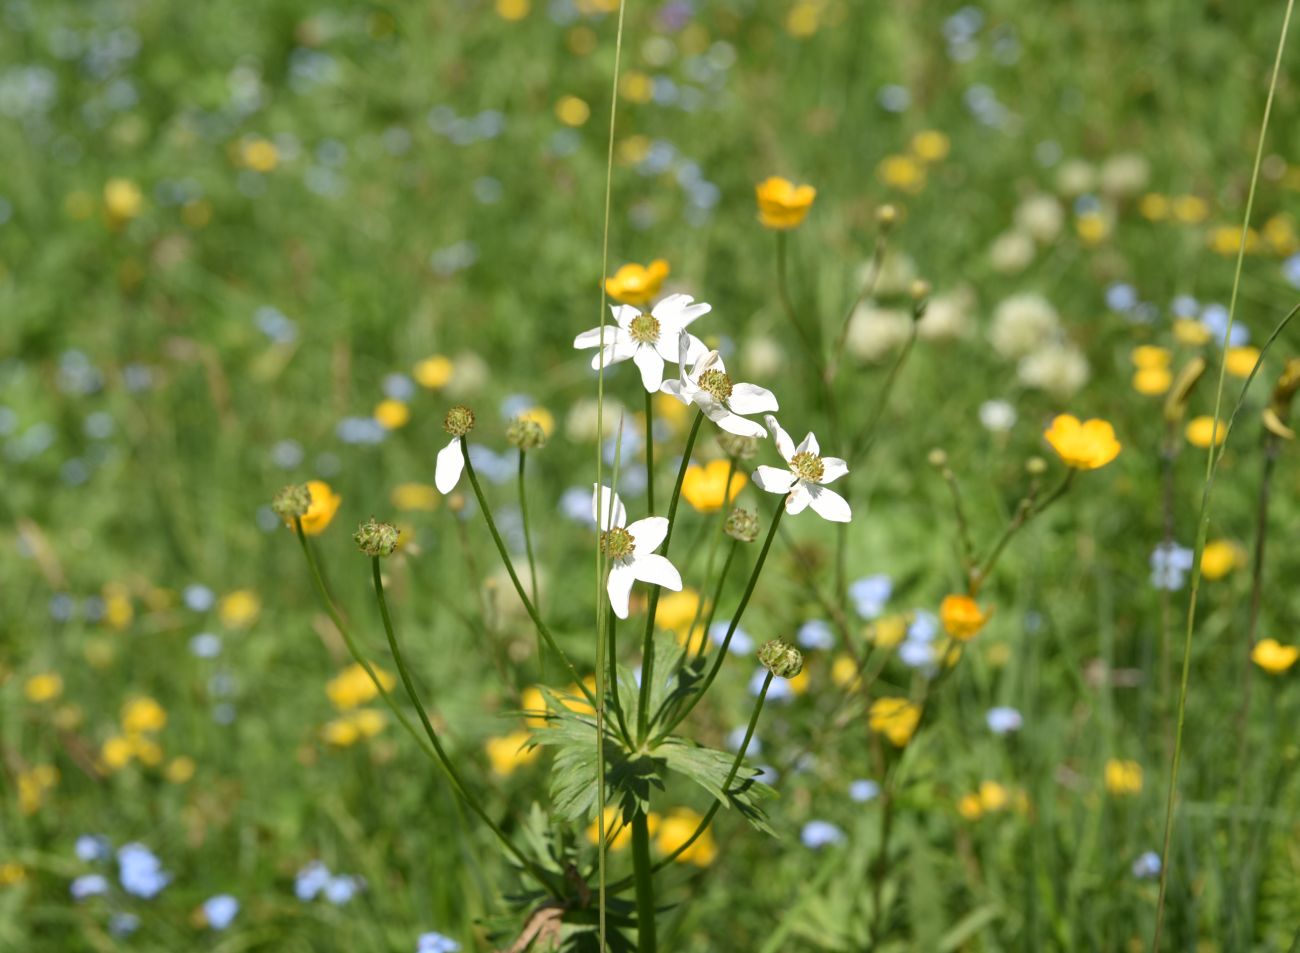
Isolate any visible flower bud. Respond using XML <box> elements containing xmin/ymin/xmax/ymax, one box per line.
<box><xmin>717</xmin><ymin>433</ymin><xmax>760</xmax><ymax>460</ymax></box>
<box><xmin>1025</xmin><ymin>456</ymin><xmax>1048</xmax><ymax>475</ymax></box>
<box><xmin>758</xmin><ymin>640</ymin><xmax>804</xmax><ymax>679</ymax></box>
<box><xmin>354</xmin><ymin>518</ymin><xmax>400</xmax><ymax>557</ymax></box>
<box><xmin>910</xmin><ymin>279</ymin><xmax>931</xmax><ymax>301</ymax></box>
<box><xmin>443</xmin><ymin>405</ymin><xmax>476</xmax><ymax>437</ymax></box>
<box><xmin>876</xmin><ymin>204</ymin><xmax>898</xmax><ymax>227</ymax></box>
<box><xmin>927</xmin><ymin>448</ymin><xmax>948</xmax><ymax>468</ymax></box>
<box><xmin>272</xmin><ymin>483</ymin><xmax>312</xmax><ymax>521</ymax></box>
<box><xmin>506</xmin><ymin>417</ymin><xmax>547</xmax><ymax>450</ymax></box>
<box><xmin>724</xmin><ymin>507</ymin><xmax>760</xmax><ymax>543</ymax></box>
<box><xmin>1163</xmin><ymin>357</ymin><xmax>1206</xmax><ymax>424</ymax></box>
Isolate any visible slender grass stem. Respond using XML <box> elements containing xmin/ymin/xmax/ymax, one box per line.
<box><xmin>460</xmin><ymin>442</ymin><xmax>598</xmax><ymax>709</ymax></box>
<box><xmin>644</xmin><ymin>389</ymin><xmax>656</xmax><ymax>514</ymax></box>
<box><xmin>631</xmin><ymin>810</ymin><xmax>657</xmax><ymax>953</ymax></box>
<box><xmin>683</xmin><ymin>459</ymin><xmax>735</xmax><ymax>662</ymax></box>
<box><xmin>518</xmin><ymin>449</ymin><xmax>540</xmax><ymax>615</ymax></box>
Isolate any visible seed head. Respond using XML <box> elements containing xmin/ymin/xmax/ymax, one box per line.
<box><xmin>354</xmin><ymin>518</ymin><xmax>400</xmax><ymax>557</ymax></box>
<box><xmin>628</xmin><ymin>312</ymin><xmax>661</xmax><ymax>345</ymax></box>
<box><xmin>272</xmin><ymin>483</ymin><xmax>312</xmax><ymax>520</ymax></box>
<box><xmin>444</xmin><ymin>405</ymin><xmax>476</xmax><ymax>437</ymax></box>
<box><xmin>758</xmin><ymin>640</ymin><xmax>804</xmax><ymax>679</ymax></box>
<box><xmin>789</xmin><ymin>450</ymin><xmax>825</xmax><ymax>483</ymax></box>
<box><xmin>717</xmin><ymin>433</ymin><xmax>759</xmax><ymax>460</ymax></box>
<box><xmin>506</xmin><ymin>417</ymin><xmax>547</xmax><ymax>451</ymax></box>
<box><xmin>600</xmin><ymin>526</ymin><xmax>636</xmax><ymax>560</ymax></box>
<box><xmin>724</xmin><ymin>507</ymin><xmax>760</xmax><ymax>543</ymax></box>
<box><xmin>697</xmin><ymin>368</ymin><xmax>734</xmax><ymax>402</ymax></box>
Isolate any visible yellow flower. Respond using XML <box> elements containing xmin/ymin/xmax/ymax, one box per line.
<box><xmin>321</xmin><ymin>718</ymin><xmax>361</xmax><ymax>747</ymax></box>
<box><xmin>604</xmin><ymin>259</ymin><xmax>670</xmax><ymax>306</ymax></box>
<box><xmin>391</xmin><ymin>482</ymin><xmax>439</xmax><ymax>512</ymax></box>
<box><xmin>1208</xmin><ymin>225</ymin><xmax>1260</xmax><ymax>256</ymax></box>
<box><xmin>1133</xmin><ymin>367</ymin><xmax>1173</xmax><ymax>396</ymax></box>
<box><xmin>1264</xmin><ymin>214</ymin><xmax>1298</xmax><ymax>254</ymax></box>
<box><xmin>655</xmin><ymin>809</ymin><xmax>716</xmax><ymax>866</ymax></box>
<box><xmin>585</xmin><ymin>806</ymin><xmax>638</xmax><ymax>849</ymax></box>
<box><xmin>755</xmin><ymin>176</ymin><xmax>816</xmax><ymax>230</ymax></box>
<box><xmin>520</xmin><ymin>686</ymin><xmax>549</xmax><ymax>728</ymax></box>
<box><xmin>1173</xmin><ymin>319</ymin><xmax>1212</xmax><ymax>346</ymax></box>
<box><xmin>121</xmin><ymin>697</ymin><xmax>167</xmax><ymax>734</ymax></box>
<box><xmin>957</xmin><ymin>794</ymin><xmax>984</xmax><ymax>820</ymax></box>
<box><xmin>519</xmin><ymin>406</ymin><xmax>556</xmax><ymax>438</ymax></box>
<box><xmin>240</xmin><ymin>137</ymin><xmax>279</xmax><ymax>173</ymax></box>
<box><xmin>939</xmin><ymin>594</ymin><xmax>989</xmax><ymax>642</ymax></box>
<box><xmin>485</xmin><ymin>731</ymin><xmax>538</xmax><ymax>777</ymax></box>
<box><xmin>787</xmin><ymin>667</ymin><xmax>810</xmax><ymax>696</ymax></box>
<box><xmin>1075</xmin><ymin>211</ymin><xmax>1109</xmax><ymax>245</ymax></box>
<box><xmin>870</xmin><ymin>615</ymin><xmax>908</xmax><ymax>649</ymax></box>
<box><xmin>978</xmin><ymin>781</ymin><xmax>1009</xmax><ymax>812</ymax></box>
<box><xmin>559</xmin><ymin>677</ymin><xmax>598</xmax><ymax>717</ymax></box>
<box><xmin>1225</xmin><ymin>346</ymin><xmax>1260</xmax><ymax>379</ymax></box>
<box><xmin>24</xmin><ymin>673</ymin><xmax>63</xmax><ymax>704</ymax></box>
<box><xmin>1104</xmin><ymin>759</ymin><xmax>1143</xmax><ymax>796</ymax></box>
<box><xmin>0</xmin><ymin>863</ymin><xmax>26</xmax><ymax>887</ymax></box>
<box><xmin>165</xmin><ymin>756</ymin><xmax>196</xmax><ymax>784</ymax></box>
<box><xmin>298</xmin><ymin>480</ymin><xmax>342</xmax><ymax>535</ymax></box>
<box><xmin>102</xmin><ymin>735</ymin><xmax>134</xmax><ymax>771</ymax></box>
<box><xmin>910</xmin><ymin>129</ymin><xmax>951</xmax><ymax>162</ymax></box>
<box><xmin>495</xmin><ymin>0</ymin><xmax>530</xmax><ymax>19</ymax></box>
<box><xmin>414</xmin><ymin>355</ymin><xmax>453</xmax><ymax>389</ymax></box>
<box><xmin>785</xmin><ymin>1</ymin><xmax>820</xmax><ymax>37</ymax></box>
<box><xmin>831</xmin><ymin>654</ymin><xmax>860</xmax><ymax>689</ymax></box>
<box><xmin>350</xmin><ymin>708</ymin><xmax>386</xmax><ymax>738</ymax></box>
<box><xmin>18</xmin><ymin>766</ymin><xmax>57</xmax><ymax>814</ymax></box>
<box><xmin>104</xmin><ymin>178</ymin><xmax>143</xmax><ymax>224</ymax></box>
<box><xmin>877</xmin><ymin>155</ymin><xmax>925</xmax><ymax>192</ymax></box>
<box><xmin>104</xmin><ymin>589</ymin><xmax>134</xmax><ymax>631</ymax></box>
<box><xmin>555</xmin><ymin>95</ymin><xmax>590</xmax><ymax>127</ymax></box>
<box><xmin>1138</xmin><ymin>193</ymin><xmax>1169</xmax><ymax>221</ymax></box>
<box><xmin>326</xmin><ymin>664</ymin><xmax>395</xmax><ymax>711</ymax></box>
<box><xmin>218</xmin><ymin>590</ymin><xmax>260</xmax><ymax>629</ymax></box>
<box><xmin>129</xmin><ymin>735</ymin><xmax>164</xmax><ymax>767</ymax></box>
<box><xmin>1172</xmin><ymin>194</ymin><xmax>1208</xmax><ymax>224</ymax></box>
<box><xmin>1201</xmin><ymin>539</ymin><xmax>1244</xmax><ymax>580</ymax></box>
<box><xmin>868</xmin><ymin>697</ymin><xmax>921</xmax><ymax>747</ymax></box>
<box><xmin>374</xmin><ymin>399</ymin><xmax>411</xmax><ymax>430</ymax></box>
<box><xmin>1251</xmin><ymin>638</ymin><xmax>1298</xmax><ymax>675</ymax></box>
<box><xmin>1044</xmin><ymin>415</ymin><xmax>1122</xmax><ymax>470</ymax></box>
<box><xmin>1131</xmin><ymin>346</ymin><xmax>1172</xmax><ymax>370</ymax></box>
<box><xmin>655</xmin><ymin>589</ymin><xmax>707</xmax><ymax>653</ymax></box>
<box><xmin>1185</xmin><ymin>415</ymin><xmax>1226</xmax><ymax>448</ymax></box>
<box><xmin>681</xmin><ymin>459</ymin><xmax>746</xmax><ymax>512</ymax></box>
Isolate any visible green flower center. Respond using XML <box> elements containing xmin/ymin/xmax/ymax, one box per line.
<box><xmin>628</xmin><ymin>313</ymin><xmax>661</xmax><ymax>345</ymax></box>
<box><xmin>790</xmin><ymin>450</ymin><xmax>824</xmax><ymax>483</ymax></box>
<box><xmin>600</xmin><ymin>526</ymin><xmax>636</xmax><ymax>560</ymax></box>
<box><xmin>697</xmin><ymin>368</ymin><xmax>733</xmax><ymax>402</ymax></box>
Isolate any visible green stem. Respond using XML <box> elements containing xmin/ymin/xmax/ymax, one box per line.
<box><xmin>971</xmin><ymin>469</ymin><xmax>1073</xmax><ymax>594</ymax></box>
<box><xmin>850</xmin><ymin>326</ymin><xmax>917</xmax><ymax>465</ymax></box>
<box><xmin>518</xmin><ymin>450</ymin><xmax>541</xmax><ymax>615</ymax></box>
<box><xmin>606</xmin><ymin>603</ymin><xmax>631</xmax><ymax>744</ymax></box>
<box><xmin>657</xmin><ymin>495</ymin><xmax>787</xmax><ymax>740</ymax></box>
<box><xmin>683</xmin><ymin>460</ymin><xmax>735</xmax><ymax>660</ymax></box>
<box><xmin>460</xmin><ymin>441</ymin><xmax>598</xmax><ymax>709</ymax></box>
<box><xmin>636</xmin><ymin>409</ymin><xmax>705</xmax><ymax>741</ymax></box>
<box><xmin>632</xmin><ymin>810</ymin><xmax>658</xmax><ymax>953</ymax></box>
<box><xmin>645</xmin><ymin>389</ymin><xmax>656</xmax><ymax>514</ymax></box>
<box><xmin>369</xmin><ymin>557</ymin><xmax>553</xmax><ymax>891</ymax></box>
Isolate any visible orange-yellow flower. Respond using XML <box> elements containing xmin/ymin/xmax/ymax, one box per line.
<box><xmin>604</xmin><ymin>259</ymin><xmax>670</xmax><ymax>306</ymax></box>
<box><xmin>1200</xmin><ymin>539</ymin><xmax>1244</xmax><ymax>580</ymax></box>
<box><xmin>1133</xmin><ymin>367</ymin><xmax>1172</xmax><ymax>395</ymax></box>
<box><xmin>868</xmin><ymin>696</ymin><xmax>921</xmax><ymax>747</ymax></box>
<box><xmin>1251</xmin><ymin>638</ymin><xmax>1298</xmax><ymax>675</ymax></box>
<box><xmin>681</xmin><ymin>459</ymin><xmax>747</xmax><ymax>513</ymax></box>
<box><xmin>485</xmin><ymin>731</ymin><xmax>539</xmax><ymax>776</ymax></box>
<box><xmin>1225</xmin><ymin>346</ymin><xmax>1260</xmax><ymax>379</ymax></box>
<box><xmin>939</xmin><ymin>594</ymin><xmax>989</xmax><ymax>642</ymax></box>
<box><xmin>299</xmin><ymin>480</ymin><xmax>342</xmax><ymax>535</ymax></box>
<box><xmin>655</xmin><ymin>809</ymin><xmax>716</xmax><ymax>866</ymax></box>
<box><xmin>1104</xmin><ymin>759</ymin><xmax>1143</xmax><ymax>795</ymax></box>
<box><xmin>1044</xmin><ymin>415</ymin><xmax>1121</xmax><ymax>470</ymax></box>
<box><xmin>1185</xmin><ymin>415</ymin><xmax>1226</xmax><ymax>448</ymax></box>
<box><xmin>755</xmin><ymin>176</ymin><xmax>816</xmax><ymax>230</ymax></box>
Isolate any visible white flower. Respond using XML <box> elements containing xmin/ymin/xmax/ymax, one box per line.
<box><xmin>1017</xmin><ymin>342</ymin><xmax>1089</xmax><ymax>397</ymax></box>
<box><xmin>989</xmin><ymin>230</ymin><xmax>1036</xmax><ymax>274</ymax></box>
<box><xmin>990</xmin><ymin>292</ymin><xmax>1059</xmax><ymax>358</ymax></box>
<box><xmin>845</xmin><ymin>304</ymin><xmax>912</xmax><ymax>361</ymax></box>
<box><xmin>1014</xmin><ymin>194</ymin><xmax>1065</xmax><ymax>244</ymax></box>
<box><xmin>1054</xmin><ymin>158</ymin><xmax>1096</xmax><ymax>196</ymax></box>
<box><xmin>978</xmin><ymin>399</ymin><xmax>1018</xmax><ymax>432</ymax></box>
<box><xmin>916</xmin><ymin>287</ymin><xmax>974</xmax><ymax>341</ymax></box>
<box><xmin>435</xmin><ymin>437</ymin><xmax>464</xmax><ymax>493</ymax></box>
<box><xmin>752</xmin><ymin>416</ymin><xmax>851</xmax><ymax>522</ymax></box>
<box><xmin>592</xmin><ymin>485</ymin><xmax>682</xmax><ymax>619</ymax></box>
<box><xmin>1100</xmin><ymin>153</ymin><xmax>1150</xmax><ymax>197</ymax></box>
<box><xmin>573</xmin><ymin>294</ymin><xmax>710</xmax><ymax>392</ymax></box>
<box><xmin>661</xmin><ymin>333</ymin><xmax>778</xmax><ymax>438</ymax></box>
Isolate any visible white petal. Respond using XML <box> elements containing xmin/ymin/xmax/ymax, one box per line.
<box><xmin>682</xmin><ymin>334</ymin><xmax>709</xmax><ymax>364</ymax></box>
<box><xmin>627</xmin><ymin>516</ymin><xmax>668</xmax><ymax>554</ymax></box>
<box><xmin>660</xmin><ymin>379</ymin><xmax>690</xmax><ymax>405</ymax></box>
<box><xmin>632</xmin><ymin>346</ymin><xmax>665</xmax><ymax>392</ymax></box>
<box><xmin>613</xmin><ymin>305</ymin><xmax>641</xmax><ymax>331</ymax></box>
<box><xmin>819</xmin><ymin>457</ymin><xmax>849</xmax><ymax>484</ymax></box>
<box><xmin>753</xmin><ymin>465</ymin><xmax>796</xmax><ymax>494</ymax></box>
<box><xmin>589</xmin><ymin>337</ymin><xmax>637</xmax><ymax>370</ymax></box>
<box><xmin>630</xmin><ymin>553</ymin><xmax>682</xmax><ymax>591</ymax></box>
<box><xmin>796</xmin><ymin>432</ymin><xmax>820</xmax><ymax>456</ymax></box>
<box><xmin>592</xmin><ymin>484</ymin><xmax>627</xmax><ymax>530</ymax></box>
<box><xmin>653</xmin><ymin>294</ymin><xmax>711</xmax><ymax>328</ymax></box>
<box><xmin>714</xmin><ymin>410</ymin><xmax>768</xmax><ymax>438</ymax></box>
<box><xmin>785</xmin><ymin>482</ymin><xmax>812</xmax><ymax>514</ymax></box>
<box><xmin>607</xmin><ymin>564</ymin><xmax>636</xmax><ymax>619</ymax></box>
<box><xmin>728</xmin><ymin>383</ymin><xmax>779</xmax><ymax>415</ymax></box>
<box><xmin>574</xmin><ymin>325</ymin><xmax>616</xmax><ymax>350</ymax></box>
<box><xmin>765</xmin><ymin>415</ymin><xmax>796</xmax><ymax>461</ymax></box>
<box><xmin>807</xmin><ymin>484</ymin><xmax>852</xmax><ymax>522</ymax></box>
<box><xmin>435</xmin><ymin>438</ymin><xmax>464</xmax><ymax>494</ymax></box>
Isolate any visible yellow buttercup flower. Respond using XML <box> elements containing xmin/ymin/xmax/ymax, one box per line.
<box><xmin>605</xmin><ymin>259</ymin><xmax>669</xmax><ymax>306</ymax></box>
<box><xmin>939</xmin><ymin>594</ymin><xmax>989</xmax><ymax>642</ymax></box>
<box><xmin>121</xmin><ymin>697</ymin><xmax>167</xmax><ymax>734</ymax></box>
<box><xmin>1200</xmin><ymin>539</ymin><xmax>1244</xmax><ymax>580</ymax></box>
<box><xmin>1138</xmin><ymin>193</ymin><xmax>1169</xmax><ymax>221</ymax></box>
<box><xmin>1173</xmin><ymin>319</ymin><xmax>1212</xmax><ymax>346</ymax></box>
<box><xmin>24</xmin><ymin>673</ymin><xmax>63</xmax><ymax>704</ymax></box>
<box><xmin>870</xmin><ymin>615</ymin><xmax>908</xmax><ymax>649</ymax></box>
<box><xmin>1075</xmin><ymin>211</ymin><xmax>1109</xmax><ymax>245</ymax></box>
<box><xmin>1172</xmin><ymin>194</ymin><xmax>1208</xmax><ymax>224</ymax></box>
<box><xmin>655</xmin><ymin>809</ymin><xmax>716</xmax><ymax>866</ymax></box>
<box><xmin>218</xmin><ymin>590</ymin><xmax>260</xmax><ymax>629</ymax></box>
<box><xmin>1044</xmin><ymin>415</ymin><xmax>1122</xmax><ymax>470</ymax></box>
<box><xmin>755</xmin><ymin>176</ymin><xmax>816</xmax><ymax>230</ymax></box>
<box><xmin>910</xmin><ymin>129</ymin><xmax>951</xmax><ymax>163</ymax></box>
<box><xmin>957</xmin><ymin>793</ymin><xmax>984</xmax><ymax>820</ymax></box>
<box><xmin>1251</xmin><ymin>638</ymin><xmax>1298</xmax><ymax>675</ymax></box>
<box><xmin>496</xmin><ymin>0</ymin><xmax>530</xmax><ymax>20</ymax></box>
<box><xmin>129</xmin><ymin>735</ymin><xmax>164</xmax><ymax>767</ymax></box>
<box><xmin>1131</xmin><ymin>346</ymin><xmax>1172</xmax><ymax>370</ymax></box>
<box><xmin>240</xmin><ymin>137</ymin><xmax>279</xmax><ymax>173</ymax></box>
<box><xmin>298</xmin><ymin>480</ymin><xmax>342</xmax><ymax>535</ymax></box>
<box><xmin>1185</xmin><ymin>415</ymin><xmax>1226</xmax><ymax>448</ymax></box>
<box><xmin>681</xmin><ymin>459</ymin><xmax>746</xmax><ymax>513</ymax></box>
<box><xmin>102</xmin><ymin>735</ymin><xmax>134</xmax><ymax>771</ymax></box>
<box><xmin>350</xmin><ymin>708</ymin><xmax>386</xmax><ymax>738</ymax></box>
<box><xmin>165</xmin><ymin>756</ymin><xmax>196</xmax><ymax>784</ymax></box>
<box><xmin>414</xmin><ymin>355</ymin><xmax>453</xmax><ymax>389</ymax></box>
<box><xmin>520</xmin><ymin>686</ymin><xmax>549</xmax><ymax>728</ymax></box>
<box><xmin>585</xmin><ymin>806</ymin><xmax>642</xmax><ymax>849</ymax></box>
<box><xmin>655</xmin><ymin>589</ymin><xmax>707</xmax><ymax>652</ymax></box>
<box><xmin>321</xmin><ymin>717</ymin><xmax>361</xmax><ymax>747</ymax></box>
<box><xmin>1208</xmin><ymin>225</ymin><xmax>1260</xmax><ymax>257</ymax></box>
<box><xmin>555</xmin><ymin>95</ymin><xmax>590</xmax><ymax>127</ymax></box>
<box><xmin>519</xmin><ymin>406</ymin><xmax>556</xmax><ymax>438</ymax></box>
<box><xmin>392</xmin><ymin>482</ymin><xmax>439</xmax><ymax>512</ymax></box>
<box><xmin>560</xmin><ymin>677</ymin><xmax>598</xmax><ymax>717</ymax></box>
<box><xmin>104</xmin><ymin>178</ymin><xmax>143</xmax><ymax>224</ymax></box>
<box><xmin>1225</xmin><ymin>346</ymin><xmax>1260</xmax><ymax>379</ymax></box>
<box><xmin>326</xmin><ymin>664</ymin><xmax>395</xmax><ymax>711</ymax></box>
<box><xmin>978</xmin><ymin>781</ymin><xmax>1009</xmax><ymax>812</ymax></box>
<box><xmin>868</xmin><ymin>697</ymin><xmax>921</xmax><ymax>747</ymax></box>
<box><xmin>831</xmin><ymin>653</ymin><xmax>860</xmax><ymax>689</ymax></box>
<box><xmin>485</xmin><ymin>731</ymin><xmax>539</xmax><ymax>777</ymax></box>
<box><xmin>1104</xmin><ymin>759</ymin><xmax>1143</xmax><ymax>795</ymax></box>
<box><xmin>0</xmin><ymin>863</ymin><xmax>27</xmax><ymax>887</ymax></box>
<box><xmin>18</xmin><ymin>765</ymin><xmax>58</xmax><ymax>815</ymax></box>
<box><xmin>374</xmin><ymin>399</ymin><xmax>411</xmax><ymax>430</ymax></box>
<box><xmin>1133</xmin><ymin>367</ymin><xmax>1172</xmax><ymax>395</ymax></box>
<box><xmin>878</xmin><ymin>154</ymin><xmax>925</xmax><ymax>192</ymax></box>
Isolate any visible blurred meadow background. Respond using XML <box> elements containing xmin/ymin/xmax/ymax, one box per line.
<box><xmin>5</xmin><ymin>0</ymin><xmax>1300</xmax><ymax>950</ymax></box>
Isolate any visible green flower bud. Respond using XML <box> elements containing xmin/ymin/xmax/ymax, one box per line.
<box><xmin>758</xmin><ymin>639</ymin><xmax>804</xmax><ymax>679</ymax></box>
<box><xmin>1025</xmin><ymin>456</ymin><xmax>1048</xmax><ymax>476</ymax></box>
<box><xmin>272</xmin><ymin>483</ymin><xmax>312</xmax><ymax>520</ymax></box>
<box><xmin>724</xmin><ymin>507</ymin><xmax>760</xmax><ymax>543</ymax></box>
<box><xmin>354</xmin><ymin>518</ymin><xmax>400</xmax><ymax>557</ymax></box>
<box><xmin>444</xmin><ymin>405</ymin><xmax>476</xmax><ymax>437</ymax></box>
<box><xmin>506</xmin><ymin>417</ymin><xmax>547</xmax><ymax>450</ymax></box>
<box><xmin>717</xmin><ymin>433</ymin><xmax>759</xmax><ymax>460</ymax></box>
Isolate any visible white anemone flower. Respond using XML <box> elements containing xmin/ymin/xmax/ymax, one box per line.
<box><xmin>661</xmin><ymin>332</ymin><xmax>778</xmax><ymax>438</ymax></box>
<box><xmin>573</xmin><ymin>294</ymin><xmax>710</xmax><ymax>392</ymax></box>
<box><xmin>752</xmin><ymin>415</ymin><xmax>851</xmax><ymax>522</ymax></box>
<box><xmin>593</xmin><ymin>485</ymin><xmax>682</xmax><ymax>619</ymax></box>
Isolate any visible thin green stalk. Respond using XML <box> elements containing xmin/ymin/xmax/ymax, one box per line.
<box><xmin>460</xmin><ymin>442</ymin><xmax>598</xmax><ymax>709</ymax></box>
<box><xmin>645</xmin><ymin>389</ymin><xmax>656</xmax><ymax>513</ymax></box>
<box><xmin>636</xmin><ymin>409</ymin><xmax>705</xmax><ymax>741</ymax></box>
<box><xmin>1153</xmin><ymin>3</ymin><xmax>1295</xmax><ymax>945</ymax></box>
<box><xmin>690</xmin><ymin>539</ymin><xmax>739</xmax><ymax>666</ymax></box>
<box><xmin>971</xmin><ymin>469</ymin><xmax>1073</xmax><ymax>594</ymax></box>
<box><xmin>518</xmin><ymin>449</ymin><xmax>541</xmax><ymax>614</ymax></box>
<box><xmin>850</xmin><ymin>325</ymin><xmax>917</xmax><ymax>464</ymax></box>
<box><xmin>631</xmin><ymin>810</ymin><xmax>657</xmax><ymax>953</ymax></box>
<box><xmin>607</xmin><ymin>601</ymin><xmax>631</xmax><ymax>745</ymax></box>
<box><xmin>657</xmin><ymin>494</ymin><xmax>787</xmax><ymax>740</ymax></box>
<box><xmin>683</xmin><ymin>459</ymin><xmax>735</xmax><ymax>660</ymax></box>
<box><xmin>369</xmin><ymin>557</ymin><xmax>553</xmax><ymax>891</ymax></box>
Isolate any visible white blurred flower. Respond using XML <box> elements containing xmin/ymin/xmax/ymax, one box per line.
<box><xmin>916</xmin><ymin>286</ymin><xmax>974</xmax><ymax>341</ymax></box>
<box><xmin>989</xmin><ymin>230</ymin><xmax>1036</xmax><ymax>274</ymax></box>
<box><xmin>868</xmin><ymin>249</ymin><xmax>917</xmax><ymax>296</ymax></box>
<box><xmin>740</xmin><ymin>334</ymin><xmax>785</xmax><ymax>378</ymax></box>
<box><xmin>978</xmin><ymin>399</ymin><xmax>1018</xmax><ymax>432</ymax></box>
<box><xmin>1100</xmin><ymin>153</ymin><xmax>1150</xmax><ymax>197</ymax></box>
<box><xmin>444</xmin><ymin>352</ymin><xmax>487</xmax><ymax>397</ymax></box>
<box><xmin>1014</xmin><ymin>193</ymin><xmax>1064</xmax><ymax>243</ymax></box>
<box><xmin>661</xmin><ymin>333</ymin><xmax>777</xmax><ymax>438</ymax></box>
<box><xmin>1017</xmin><ymin>342</ymin><xmax>1089</xmax><ymax>397</ymax></box>
<box><xmin>990</xmin><ymin>293</ymin><xmax>1059</xmax><ymax>358</ymax></box>
<box><xmin>1055</xmin><ymin>158</ymin><xmax>1096</xmax><ymax>196</ymax></box>
<box><xmin>565</xmin><ymin>397</ymin><xmax>628</xmax><ymax>442</ymax></box>
<box><xmin>846</xmin><ymin>304</ymin><xmax>912</xmax><ymax>361</ymax></box>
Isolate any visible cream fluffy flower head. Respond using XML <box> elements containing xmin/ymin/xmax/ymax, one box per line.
<box><xmin>990</xmin><ymin>293</ymin><xmax>1059</xmax><ymax>359</ymax></box>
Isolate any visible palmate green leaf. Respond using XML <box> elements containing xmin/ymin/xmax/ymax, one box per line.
<box><xmin>656</xmin><ymin>736</ymin><xmax>779</xmax><ymax>836</ymax></box>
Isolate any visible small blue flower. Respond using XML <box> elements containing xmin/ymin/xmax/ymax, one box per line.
<box><xmin>752</xmin><ymin>667</ymin><xmax>793</xmax><ymax>701</ymax></box>
<box><xmin>908</xmin><ymin>611</ymin><xmax>939</xmax><ymax>643</ymax></box>
<box><xmin>499</xmin><ymin>393</ymin><xmax>535</xmax><ymax>419</ymax></box>
<box><xmin>849</xmin><ymin>574</ymin><xmax>892</xmax><ymax>620</ymax></box>
<box><xmin>800</xmin><ymin>820</ymin><xmax>846</xmax><ymax>849</ymax></box>
<box><xmin>797</xmin><ymin>619</ymin><xmax>835</xmax><ymax>651</ymax></box>
<box><xmin>1105</xmin><ymin>283</ymin><xmax>1137</xmax><ymax>313</ymax></box>
<box><xmin>70</xmin><ymin>874</ymin><xmax>109</xmax><ymax>901</ymax></box>
<box><xmin>324</xmin><ymin>875</ymin><xmax>360</xmax><ymax>905</ymax></box>
<box><xmin>754</xmin><ymin>764</ymin><xmax>780</xmax><ymax>784</ymax></box>
<box><xmin>295</xmin><ymin>861</ymin><xmax>331</xmax><ymax>901</ymax></box>
<box><xmin>1132</xmin><ymin>850</ymin><xmax>1161</xmax><ymax>879</ymax></box>
<box><xmin>189</xmin><ymin>633</ymin><xmax>222</xmax><ymax>658</ymax></box>
<box><xmin>117</xmin><ymin>843</ymin><xmax>170</xmax><ymax>899</ymax></box>
<box><xmin>986</xmin><ymin>707</ymin><xmax>1024</xmax><ymax>735</ymax></box>
<box><xmin>383</xmin><ymin>374</ymin><xmax>416</xmax><ymax>401</ymax></box>
<box><xmin>898</xmin><ymin>640</ymin><xmax>935</xmax><ymax>670</ymax></box>
<box><xmin>1284</xmin><ymin>254</ymin><xmax>1300</xmax><ymax>289</ymax></box>
<box><xmin>709</xmin><ymin>621</ymin><xmax>753</xmax><ymax>655</ymax></box>
<box><xmin>75</xmin><ymin>834</ymin><xmax>111</xmax><ymax>863</ymax></box>
<box><xmin>202</xmin><ymin>894</ymin><xmax>239</xmax><ymax>930</ymax></box>
<box><xmin>1171</xmin><ymin>294</ymin><xmax>1199</xmax><ymax>318</ymax></box>
<box><xmin>183</xmin><ymin>584</ymin><xmax>215</xmax><ymax>612</ymax></box>
<box><xmin>849</xmin><ymin>779</ymin><xmax>880</xmax><ymax>803</ymax></box>
<box><xmin>1199</xmin><ymin>303</ymin><xmax>1249</xmax><ymax>347</ymax></box>
<box><xmin>1150</xmin><ymin>542</ymin><xmax>1193</xmax><ymax>591</ymax></box>
<box><xmin>418</xmin><ymin>932</ymin><xmax>462</xmax><ymax>953</ymax></box>
<box><xmin>109</xmin><ymin>913</ymin><xmax>140</xmax><ymax>937</ymax></box>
